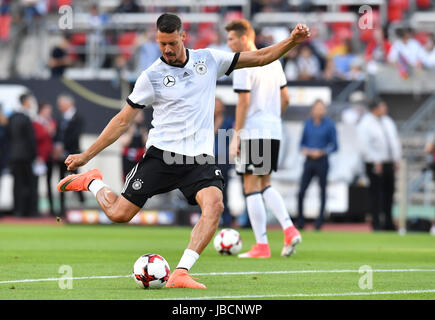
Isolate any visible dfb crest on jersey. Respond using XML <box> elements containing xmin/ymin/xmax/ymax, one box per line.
<box><xmin>194</xmin><ymin>61</ymin><xmax>207</xmax><ymax>75</ymax></box>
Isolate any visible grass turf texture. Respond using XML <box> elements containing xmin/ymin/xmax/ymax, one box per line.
<box><xmin>0</xmin><ymin>224</ymin><xmax>434</xmax><ymax>300</ymax></box>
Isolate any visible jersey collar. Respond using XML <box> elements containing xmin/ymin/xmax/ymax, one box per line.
<box><xmin>160</xmin><ymin>48</ymin><xmax>189</xmax><ymax>68</ymax></box>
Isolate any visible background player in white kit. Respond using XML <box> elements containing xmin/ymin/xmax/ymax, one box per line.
<box><xmin>226</xmin><ymin>19</ymin><xmax>302</xmax><ymax>258</ymax></box>
<box><xmin>57</xmin><ymin>13</ymin><xmax>310</xmax><ymax>288</ymax></box>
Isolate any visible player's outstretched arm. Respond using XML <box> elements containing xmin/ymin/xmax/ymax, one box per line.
<box><xmin>65</xmin><ymin>103</ymin><xmax>140</xmax><ymax>171</ymax></box>
<box><xmin>235</xmin><ymin>24</ymin><xmax>310</xmax><ymax>69</ymax></box>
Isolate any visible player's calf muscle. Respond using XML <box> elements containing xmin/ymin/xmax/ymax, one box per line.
<box><xmin>96</xmin><ymin>188</ymin><xmax>139</xmax><ymax>223</ymax></box>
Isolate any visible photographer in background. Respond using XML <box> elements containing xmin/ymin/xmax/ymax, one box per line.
<box><xmin>424</xmin><ymin>130</ymin><xmax>435</xmax><ymax>236</ymax></box>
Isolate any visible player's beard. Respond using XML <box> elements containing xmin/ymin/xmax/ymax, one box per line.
<box><xmin>165</xmin><ymin>52</ymin><xmax>183</xmax><ymax>66</ymax></box>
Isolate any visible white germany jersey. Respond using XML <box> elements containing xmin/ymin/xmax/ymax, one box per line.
<box><xmin>127</xmin><ymin>48</ymin><xmax>239</xmax><ymax>157</ymax></box>
<box><xmin>232</xmin><ymin>60</ymin><xmax>287</xmax><ymax>140</ymax></box>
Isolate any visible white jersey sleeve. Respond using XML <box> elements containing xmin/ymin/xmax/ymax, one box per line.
<box><xmin>126</xmin><ymin>71</ymin><xmax>155</xmax><ymax>109</ymax></box>
<box><xmin>208</xmin><ymin>48</ymin><xmax>239</xmax><ymax>78</ymax></box>
<box><xmin>232</xmin><ymin>68</ymin><xmax>251</xmax><ymax>92</ymax></box>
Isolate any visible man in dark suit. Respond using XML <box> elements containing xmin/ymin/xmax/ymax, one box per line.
<box><xmin>7</xmin><ymin>93</ymin><xmax>38</xmax><ymax>217</ymax></box>
<box><xmin>53</xmin><ymin>93</ymin><xmax>85</xmax><ymax>216</ymax></box>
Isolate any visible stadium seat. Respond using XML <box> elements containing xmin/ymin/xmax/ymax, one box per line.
<box><xmin>0</xmin><ymin>13</ymin><xmax>11</xmax><ymax>41</ymax></box>
<box><xmin>118</xmin><ymin>32</ymin><xmax>137</xmax><ymax>60</ymax></box>
<box><xmin>330</xmin><ymin>22</ymin><xmax>353</xmax><ymax>41</ymax></box>
<box><xmin>416</xmin><ymin>0</ymin><xmax>432</xmax><ymax>9</ymax></box>
<box><xmin>388</xmin><ymin>0</ymin><xmax>410</xmax><ymax>22</ymax></box>
<box><xmin>194</xmin><ymin>28</ymin><xmax>216</xmax><ymax>49</ymax></box>
<box><xmin>359</xmin><ymin>11</ymin><xmax>380</xmax><ymax>43</ymax></box>
<box><xmin>56</xmin><ymin>0</ymin><xmax>72</xmax><ymax>8</ymax></box>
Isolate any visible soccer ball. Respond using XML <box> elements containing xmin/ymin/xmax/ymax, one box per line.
<box><xmin>133</xmin><ymin>253</ymin><xmax>170</xmax><ymax>289</ymax></box>
<box><xmin>213</xmin><ymin>228</ymin><xmax>242</xmax><ymax>255</ymax></box>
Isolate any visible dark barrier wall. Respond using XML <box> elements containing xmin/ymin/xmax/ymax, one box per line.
<box><xmin>0</xmin><ymin>79</ymin><xmax>123</xmax><ymax>134</ymax></box>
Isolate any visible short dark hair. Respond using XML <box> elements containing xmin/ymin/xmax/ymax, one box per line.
<box><xmin>225</xmin><ymin>19</ymin><xmax>255</xmax><ymax>40</ymax></box>
<box><xmin>19</xmin><ymin>92</ymin><xmax>32</xmax><ymax>105</ymax></box>
<box><xmin>312</xmin><ymin>98</ymin><xmax>325</xmax><ymax>107</ymax></box>
<box><xmin>38</xmin><ymin>102</ymin><xmax>51</xmax><ymax>114</ymax></box>
<box><xmin>369</xmin><ymin>97</ymin><xmax>385</xmax><ymax>110</ymax></box>
<box><xmin>156</xmin><ymin>13</ymin><xmax>182</xmax><ymax>33</ymax></box>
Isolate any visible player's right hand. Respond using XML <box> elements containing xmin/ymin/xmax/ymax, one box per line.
<box><xmin>229</xmin><ymin>135</ymin><xmax>240</xmax><ymax>159</ymax></box>
<box><xmin>65</xmin><ymin>153</ymin><xmax>89</xmax><ymax>171</ymax></box>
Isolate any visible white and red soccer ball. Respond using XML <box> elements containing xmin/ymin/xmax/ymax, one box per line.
<box><xmin>133</xmin><ymin>253</ymin><xmax>170</xmax><ymax>289</ymax></box>
<box><xmin>213</xmin><ymin>228</ymin><xmax>242</xmax><ymax>255</ymax></box>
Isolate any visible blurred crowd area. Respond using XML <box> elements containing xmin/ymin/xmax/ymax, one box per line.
<box><xmin>0</xmin><ymin>0</ymin><xmax>434</xmax><ymax>80</ymax></box>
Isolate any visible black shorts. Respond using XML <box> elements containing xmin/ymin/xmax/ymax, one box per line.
<box><xmin>121</xmin><ymin>146</ymin><xmax>225</xmax><ymax>207</ymax></box>
<box><xmin>235</xmin><ymin>139</ymin><xmax>280</xmax><ymax>176</ymax></box>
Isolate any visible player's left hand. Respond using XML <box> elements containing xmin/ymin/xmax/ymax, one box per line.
<box><xmin>290</xmin><ymin>23</ymin><xmax>311</xmax><ymax>44</ymax></box>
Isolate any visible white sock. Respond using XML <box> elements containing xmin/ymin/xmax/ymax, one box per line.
<box><xmin>88</xmin><ymin>179</ymin><xmax>108</xmax><ymax>197</ymax></box>
<box><xmin>176</xmin><ymin>249</ymin><xmax>199</xmax><ymax>270</ymax></box>
<box><xmin>262</xmin><ymin>186</ymin><xmax>293</xmax><ymax>230</ymax></box>
<box><xmin>246</xmin><ymin>193</ymin><xmax>268</xmax><ymax>244</ymax></box>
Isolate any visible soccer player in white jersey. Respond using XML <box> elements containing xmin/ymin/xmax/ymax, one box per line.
<box><xmin>57</xmin><ymin>13</ymin><xmax>310</xmax><ymax>288</ymax></box>
<box><xmin>226</xmin><ymin>20</ymin><xmax>302</xmax><ymax>259</ymax></box>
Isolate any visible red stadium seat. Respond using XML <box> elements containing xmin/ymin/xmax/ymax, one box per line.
<box><xmin>359</xmin><ymin>10</ymin><xmax>380</xmax><ymax>43</ymax></box>
<box><xmin>194</xmin><ymin>29</ymin><xmax>216</xmax><ymax>49</ymax></box>
<box><xmin>0</xmin><ymin>14</ymin><xmax>11</xmax><ymax>41</ymax></box>
<box><xmin>388</xmin><ymin>0</ymin><xmax>409</xmax><ymax>22</ymax></box>
<box><xmin>70</xmin><ymin>32</ymin><xmax>86</xmax><ymax>46</ymax></box>
<box><xmin>330</xmin><ymin>22</ymin><xmax>353</xmax><ymax>40</ymax></box>
<box><xmin>416</xmin><ymin>0</ymin><xmax>431</xmax><ymax>9</ymax></box>
<box><xmin>118</xmin><ymin>32</ymin><xmax>137</xmax><ymax>60</ymax></box>
<box><xmin>56</xmin><ymin>0</ymin><xmax>72</xmax><ymax>7</ymax></box>
<box><xmin>202</xmin><ymin>6</ymin><xmax>219</xmax><ymax>13</ymax></box>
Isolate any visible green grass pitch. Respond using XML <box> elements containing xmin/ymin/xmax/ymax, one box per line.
<box><xmin>1</xmin><ymin>224</ymin><xmax>434</xmax><ymax>300</ymax></box>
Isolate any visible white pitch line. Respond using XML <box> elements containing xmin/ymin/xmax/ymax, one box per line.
<box><xmin>165</xmin><ymin>289</ymin><xmax>435</xmax><ymax>300</ymax></box>
<box><xmin>1</xmin><ymin>268</ymin><xmax>435</xmax><ymax>285</ymax></box>
<box><xmin>0</xmin><ymin>275</ymin><xmax>132</xmax><ymax>284</ymax></box>
<box><xmin>191</xmin><ymin>268</ymin><xmax>435</xmax><ymax>276</ymax></box>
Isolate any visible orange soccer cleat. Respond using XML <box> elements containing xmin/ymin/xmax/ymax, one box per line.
<box><xmin>238</xmin><ymin>243</ymin><xmax>271</xmax><ymax>258</ymax></box>
<box><xmin>57</xmin><ymin>169</ymin><xmax>103</xmax><ymax>193</ymax></box>
<box><xmin>281</xmin><ymin>225</ymin><xmax>302</xmax><ymax>257</ymax></box>
<box><xmin>165</xmin><ymin>268</ymin><xmax>207</xmax><ymax>289</ymax></box>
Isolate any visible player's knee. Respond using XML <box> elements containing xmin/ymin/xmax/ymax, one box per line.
<box><xmin>204</xmin><ymin>198</ymin><xmax>224</xmax><ymax>217</ymax></box>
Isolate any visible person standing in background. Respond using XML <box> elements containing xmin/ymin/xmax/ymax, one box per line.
<box><xmin>357</xmin><ymin>99</ymin><xmax>402</xmax><ymax>231</ymax></box>
<box><xmin>423</xmin><ymin>130</ymin><xmax>435</xmax><ymax>236</ymax></box>
<box><xmin>214</xmin><ymin>97</ymin><xmax>234</xmax><ymax>228</ymax></box>
<box><xmin>33</xmin><ymin>102</ymin><xmax>57</xmax><ymax>216</ymax></box>
<box><xmin>53</xmin><ymin>94</ymin><xmax>85</xmax><ymax>216</ymax></box>
<box><xmin>7</xmin><ymin>93</ymin><xmax>38</xmax><ymax>217</ymax></box>
<box><xmin>297</xmin><ymin>99</ymin><xmax>338</xmax><ymax>230</ymax></box>
<box><xmin>226</xmin><ymin>19</ymin><xmax>301</xmax><ymax>258</ymax></box>
<box><xmin>0</xmin><ymin>105</ymin><xmax>8</xmax><ymax>196</ymax></box>
<box><xmin>119</xmin><ymin>110</ymin><xmax>147</xmax><ymax>181</ymax></box>
<box><xmin>49</xmin><ymin>34</ymin><xmax>72</xmax><ymax>77</ymax></box>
